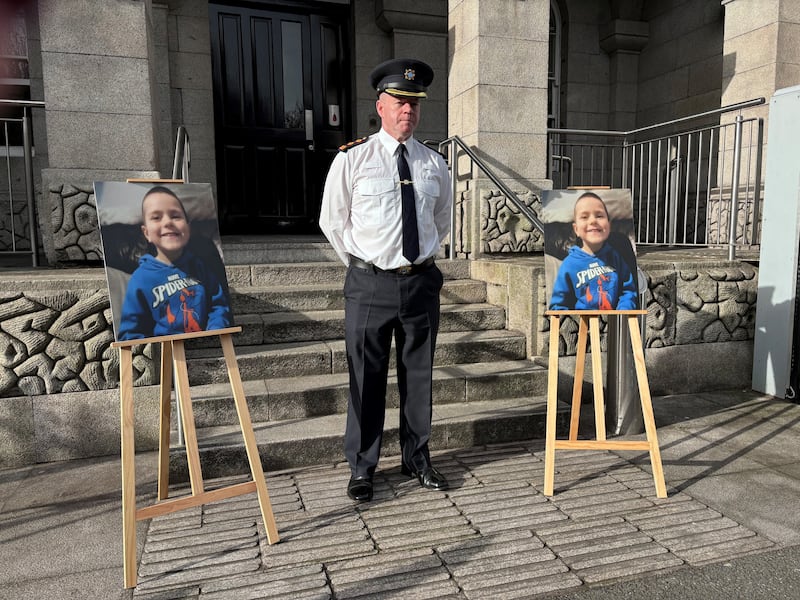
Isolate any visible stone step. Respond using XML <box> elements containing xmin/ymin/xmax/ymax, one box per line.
<box><xmin>225</xmin><ymin>257</ymin><xmax>471</xmax><ymax>287</ymax></box>
<box><xmin>167</xmin><ymin>396</ymin><xmax>571</xmax><ymax>482</ymax></box>
<box><xmin>210</xmin><ymin>303</ymin><xmax>503</xmax><ymax>346</ymax></box>
<box><xmin>227</xmin><ymin>278</ymin><xmax>488</xmax><ymax>314</ymax></box>
<box><xmin>184</xmin><ymin>329</ymin><xmax>529</xmax><ymax>385</ymax></box>
<box><xmin>221</xmin><ymin>236</ymin><xmax>340</xmax><ymax>264</ymax></box>
<box><xmin>181</xmin><ymin>359</ymin><xmax>547</xmax><ymax>428</ymax></box>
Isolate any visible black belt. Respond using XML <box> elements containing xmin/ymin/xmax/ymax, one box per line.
<box><xmin>349</xmin><ymin>255</ymin><xmax>435</xmax><ymax>275</ymax></box>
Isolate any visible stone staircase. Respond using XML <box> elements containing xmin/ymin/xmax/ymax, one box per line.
<box><xmin>170</xmin><ymin>237</ymin><xmax>563</xmax><ymax>481</ymax></box>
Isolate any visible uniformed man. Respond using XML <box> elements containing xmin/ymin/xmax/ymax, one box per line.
<box><xmin>319</xmin><ymin>58</ymin><xmax>452</xmax><ymax>503</ymax></box>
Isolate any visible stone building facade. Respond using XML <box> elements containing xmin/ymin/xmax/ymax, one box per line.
<box><xmin>4</xmin><ymin>0</ymin><xmax>793</xmax><ymax>265</ymax></box>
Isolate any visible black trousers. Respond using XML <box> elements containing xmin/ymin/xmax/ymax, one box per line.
<box><xmin>343</xmin><ymin>262</ymin><xmax>443</xmax><ymax>477</ymax></box>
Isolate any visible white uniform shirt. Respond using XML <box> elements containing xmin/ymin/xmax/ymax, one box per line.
<box><xmin>319</xmin><ymin>128</ymin><xmax>452</xmax><ymax>270</ymax></box>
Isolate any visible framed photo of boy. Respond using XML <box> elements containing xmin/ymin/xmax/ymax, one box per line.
<box><xmin>540</xmin><ymin>188</ymin><xmax>639</xmax><ymax>311</ymax></box>
<box><xmin>94</xmin><ymin>181</ymin><xmax>233</xmax><ymax>342</ymax></box>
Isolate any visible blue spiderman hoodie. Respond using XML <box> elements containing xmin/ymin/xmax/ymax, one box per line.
<box><xmin>549</xmin><ymin>243</ymin><xmax>638</xmax><ymax>310</ymax></box>
<box><xmin>117</xmin><ymin>250</ymin><xmax>231</xmax><ymax>340</ymax></box>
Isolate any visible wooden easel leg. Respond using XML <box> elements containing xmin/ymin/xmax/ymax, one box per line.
<box><xmin>627</xmin><ymin>317</ymin><xmax>667</xmax><ymax>498</ymax></box>
<box><xmin>220</xmin><ymin>334</ymin><xmax>279</xmax><ymax>543</ymax></box>
<box><xmin>569</xmin><ymin>317</ymin><xmax>589</xmax><ymax>440</ymax></box>
<box><xmin>588</xmin><ymin>316</ymin><xmax>606</xmax><ymax>441</ymax></box>
<box><xmin>544</xmin><ymin>315</ymin><xmax>561</xmax><ymax>497</ymax></box>
<box><xmin>157</xmin><ymin>341</ymin><xmax>173</xmax><ymax>501</ymax></box>
<box><xmin>119</xmin><ymin>347</ymin><xmax>137</xmax><ymax>589</ymax></box>
<box><xmin>171</xmin><ymin>340</ymin><xmax>205</xmax><ymax>495</ymax></box>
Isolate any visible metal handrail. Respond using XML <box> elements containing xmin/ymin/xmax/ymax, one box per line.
<box><xmin>548</xmin><ymin>97</ymin><xmax>767</xmax><ymax>260</ymax></box>
<box><xmin>437</xmin><ymin>135</ymin><xmax>544</xmax><ymax>259</ymax></box>
<box><xmin>167</xmin><ymin>124</ymin><xmax>191</xmax><ymax>446</ymax></box>
<box><xmin>549</xmin><ymin>97</ymin><xmax>765</xmax><ymax>139</ymax></box>
<box><xmin>172</xmin><ymin>125</ymin><xmax>190</xmax><ymax>181</ymax></box>
<box><xmin>0</xmin><ymin>99</ymin><xmax>46</xmax><ymax>108</ymax></box>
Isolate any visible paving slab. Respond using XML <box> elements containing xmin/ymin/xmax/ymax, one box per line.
<box><xmin>547</xmin><ymin>545</ymin><xmax>800</xmax><ymax>600</ymax></box>
<box><xmin>1</xmin><ymin>389</ymin><xmax>800</xmax><ymax>599</ymax></box>
<box><xmin>677</xmin><ymin>467</ymin><xmax>800</xmax><ymax>546</ymax></box>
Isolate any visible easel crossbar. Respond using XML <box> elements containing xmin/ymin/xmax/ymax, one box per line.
<box><xmin>136</xmin><ymin>481</ymin><xmax>257</xmax><ymax>521</ymax></box>
<box><xmin>553</xmin><ymin>440</ymin><xmax>650</xmax><ymax>451</ymax></box>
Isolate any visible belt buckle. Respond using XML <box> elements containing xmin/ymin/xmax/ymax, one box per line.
<box><xmin>396</xmin><ymin>265</ymin><xmax>413</xmax><ymax>275</ymax></box>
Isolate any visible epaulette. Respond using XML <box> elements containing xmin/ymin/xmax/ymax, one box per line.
<box><xmin>338</xmin><ymin>136</ymin><xmax>369</xmax><ymax>152</ymax></box>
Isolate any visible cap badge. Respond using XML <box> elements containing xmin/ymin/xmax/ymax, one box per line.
<box><xmin>403</xmin><ymin>68</ymin><xmax>416</xmax><ymax>81</ymax></box>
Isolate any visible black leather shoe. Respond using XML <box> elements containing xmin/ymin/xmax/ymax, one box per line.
<box><xmin>401</xmin><ymin>464</ymin><xmax>449</xmax><ymax>491</ymax></box>
<box><xmin>347</xmin><ymin>476</ymin><xmax>373</xmax><ymax>502</ymax></box>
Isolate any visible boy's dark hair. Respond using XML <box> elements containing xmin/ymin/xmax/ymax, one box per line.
<box><xmin>141</xmin><ymin>185</ymin><xmax>190</xmax><ymax>222</ymax></box>
<box><xmin>574</xmin><ymin>191</ymin><xmax>610</xmax><ymax>220</ymax></box>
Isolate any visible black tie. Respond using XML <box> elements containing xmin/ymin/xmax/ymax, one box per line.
<box><xmin>397</xmin><ymin>144</ymin><xmax>419</xmax><ymax>262</ymax></box>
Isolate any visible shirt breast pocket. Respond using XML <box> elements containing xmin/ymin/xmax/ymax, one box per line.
<box><xmin>415</xmin><ymin>175</ymin><xmax>440</xmax><ymax>213</ymax></box>
<box><xmin>354</xmin><ymin>177</ymin><xmax>395</xmax><ymax>226</ymax></box>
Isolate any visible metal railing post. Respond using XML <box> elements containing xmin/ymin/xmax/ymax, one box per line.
<box><xmin>728</xmin><ymin>114</ymin><xmax>744</xmax><ymax>260</ymax></box>
<box><xmin>450</xmin><ymin>137</ymin><xmax>457</xmax><ymax>259</ymax></box>
<box><xmin>22</xmin><ymin>106</ymin><xmax>38</xmax><ymax>266</ymax></box>
<box><xmin>3</xmin><ymin>122</ymin><xmax>14</xmax><ymax>252</ymax></box>
<box><xmin>668</xmin><ymin>155</ymin><xmax>681</xmax><ymax>245</ymax></box>
<box><xmin>170</xmin><ymin>124</ymin><xmax>191</xmax><ymax>447</ymax></box>
<box><xmin>751</xmin><ymin>118</ymin><xmax>765</xmax><ymax>245</ymax></box>
<box><xmin>172</xmin><ymin>125</ymin><xmax>190</xmax><ymax>182</ymax></box>
<box><xmin>621</xmin><ymin>140</ymin><xmax>629</xmax><ymax>188</ymax></box>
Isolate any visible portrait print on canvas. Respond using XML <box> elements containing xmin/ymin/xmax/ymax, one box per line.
<box><xmin>94</xmin><ymin>181</ymin><xmax>233</xmax><ymax>342</ymax></box>
<box><xmin>540</xmin><ymin>188</ymin><xmax>639</xmax><ymax>311</ymax></box>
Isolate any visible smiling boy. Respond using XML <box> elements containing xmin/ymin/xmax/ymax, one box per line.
<box><xmin>117</xmin><ymin>186</ymin><xmax>231</xmax><ymax>340</ymax></box>
<box><xmin>548</xmin><ymin>192</ymin><xmax>638</xmax><ymax>311</ymax></box>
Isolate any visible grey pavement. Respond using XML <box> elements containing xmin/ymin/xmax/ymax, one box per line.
<box><xmin>2</xmin><ymin>389</ymin><xmax>800</xmax><ymax>599</ymax></box>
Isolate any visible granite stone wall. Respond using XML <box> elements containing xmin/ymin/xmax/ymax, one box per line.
<box><xmin>481</xmin><ymin>189</ymin><xmax>544</xmax><ymax>253</ymax></box>
<box><xmin>549</xmin><ymin>261</ymin><xmax>757</xmax><ymax>357</ymax></box>
<box><xmin>48</xmin><ymin>182</ymin><xmax>102</xmax><ymax>263</ymax></box>
<box><xmin>452</xmin><ymin>187</ymin><xmax>546</xmax><ymax>258</ymax></box>
<box><xmin>0</xmin><ymin>259</ymin><xmax>759</xmax><ymax>400</ymax></box>
<box><xmin>0</xmin><ymin>274</ymin><xmax>154</xmax><ymax>398</ymax></box>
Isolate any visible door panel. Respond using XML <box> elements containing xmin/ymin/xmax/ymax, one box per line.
<box><xmin>210</xmin><ymin>3</ymin><xmax>349</xmax><ymax>234</ymax></box>
<box><xmin>253</xmin><ymin>145</ymin><xmax>278</xmax><ymax>216</ymax></box>
<box><xmin>221</xmin><ymin>145</ymin><xmax>246</xmax><ymax>214</ymax></box>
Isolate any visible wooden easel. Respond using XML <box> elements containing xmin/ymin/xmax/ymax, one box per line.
<box><xmin>114</xmin><ymin>327</ymin><xmax>279</xmax><ymax>588</ymax></box>
<box><xmin>543</xmin><ymin>310</ymin><xmax>667</xmax><ymax>498</ymax></box>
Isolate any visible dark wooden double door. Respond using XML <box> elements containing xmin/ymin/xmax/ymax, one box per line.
<box><xmin>209</xmin><ymin>2</ymin><xmax>350</xmax><ymax>234</ymax></box>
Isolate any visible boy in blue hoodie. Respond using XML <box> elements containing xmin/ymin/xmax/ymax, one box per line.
<box><xmin>117</xmin><ymin>186</ymin><xmax>231</xmax><ymax>340</ymax></box>
<box><xmin>549</xmin><ymin>192</ymin><xmax>638</xmax><ymax>311</ymax></box>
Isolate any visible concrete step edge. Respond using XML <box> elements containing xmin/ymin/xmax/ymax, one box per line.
<box><xmin>187</xmin><ymin>328</ymin><xmax>528</xmax><ymax>358</ymax></box>
<box><xmin>191</xmin><ymin>358</ymin><xmax>546</xmax><ymax>396</ymax></box>
<box><xmin>182</xmin><ymin>359</ymin><xmax>548</xmax><ymax>427</ymax></box>
<box><xmin>228</xmin><ymin>278</ymin><xmax>484</xmax><ymax>293</ymax></box>
<box><xmin>167</xmin><ymin>397</ymin><xmax>571</xmax><ymax>480</ymax></box>
<box><xmin>183</xmin><ymin>330</ymin><xmax>530</xmax><ymax>383</ymax></box>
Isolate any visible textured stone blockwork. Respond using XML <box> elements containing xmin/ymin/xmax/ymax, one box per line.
<box><xmin>545</xmin><ymin>262</ymin><xmax>758</xmax><ymax>357</ymax></box>
<box><xmin>48</xmin><ymin>182</ymin><xmax>102</xmax><ymax>262</ymax></box>
<box><xmin>0</xmin><ymin>283</ymin><xmax>155</xmax><ymax>397</ymax></box>
<box><xmin>480</xmin><ymin>189</ymin><xmax>544</xmax><ymax>253</ymax></box>
<box><xmin>673</xmin><ymin>264</ymin><xmax>757</xmax><ymax>344</ymax></box>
